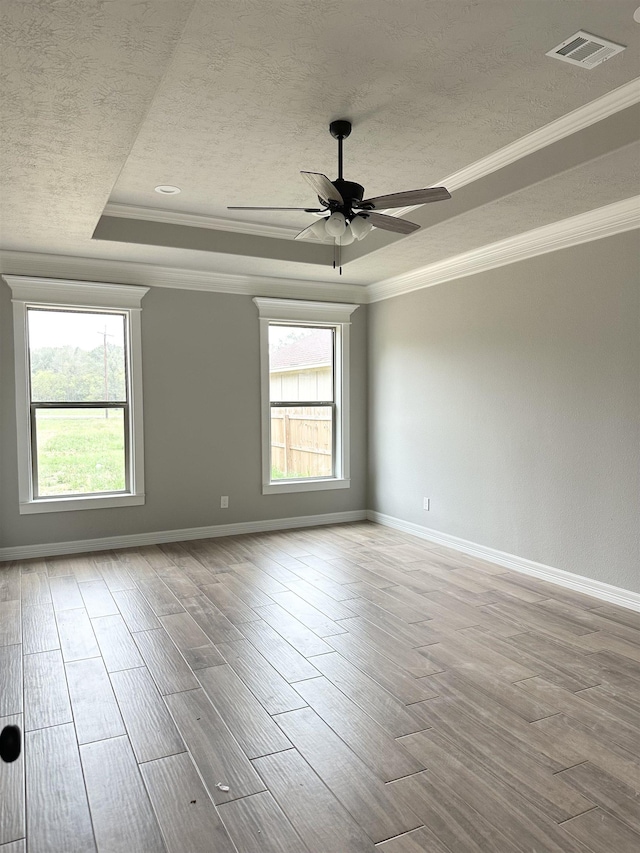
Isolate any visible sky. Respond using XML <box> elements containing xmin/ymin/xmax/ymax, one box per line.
<box><xmin>268</xmin><ymin>324</ymin><xmax>312</xmax><ymax>348</ymax></box>
<box><xmin>27</xmin><ymin>311</ymin><xmax>325</xmax><ymax>353</ymax></box>
<box><xmin>28</xmin><ymin>309</ymin><xmax>125</xmax><ymax>351</ymax></box>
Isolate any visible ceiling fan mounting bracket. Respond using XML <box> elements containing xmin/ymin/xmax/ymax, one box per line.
<box><xmin>329</xmin><ymin>119</ymin><xmax>352</xmax><ymax>140</ymax></box>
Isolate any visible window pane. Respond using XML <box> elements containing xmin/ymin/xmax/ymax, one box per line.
<box><xmin>269</xmin><ymin>326</ymin><xmax>333</xmax><ymax>402</ymax></box>
<box><xmin>28</xmin><ymin>309</ymin><xmax>127</xmax><ymax>402</ymax></box>
<box><xmin>270</xmin><ymin>406</ymin><xmax>333</xmax><ymax>479</ymax></box>
<box><xmin>34</xmin><ymin>408</ymin><xmax>126</xmax><ymax>496</ymax></box>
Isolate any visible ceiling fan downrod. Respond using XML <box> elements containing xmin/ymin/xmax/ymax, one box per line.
<box><xmin>329</xmin><ymin>119</ymin><xmax>352</xmax><ymax>181</ymax></box>
<box><xmin>327</xmin><ymin>120</ymin><xmax>366</xmax><ymax>219</ymax></box>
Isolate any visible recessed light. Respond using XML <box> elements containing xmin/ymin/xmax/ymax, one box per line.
<box><xmin>154</xmin><ymin>185</ymin><xmax>181</xmax><ymax>195</ymax></box>
<box><xmin>634</xmin><ymin>6</ymin><xmax>640</xmax><ymax>23</ymax></box>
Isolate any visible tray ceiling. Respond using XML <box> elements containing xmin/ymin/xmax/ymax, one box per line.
<box><xmin>1</xmin><ymin>0</ymin><xmax>639</xmax><ymax>297</ymax></box>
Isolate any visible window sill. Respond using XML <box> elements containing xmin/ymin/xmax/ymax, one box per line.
<box><xmin>262</xmin><ymin>478</ymin><xmax>350</xmax><ymax>495</ymax></box>
<box><xmin>19</xmin><ymin>493</ymin><xmax>145</xmax><ymax>515</ymax></box>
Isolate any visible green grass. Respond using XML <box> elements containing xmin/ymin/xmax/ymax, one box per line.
<box><xmin>35</xmin><ymin>409</ymin><xmax>126</xmax><ymax>496</ymax></box>
<box><xmin>271</xmin><ymin>466</ymin><xmax>315</xmax><ymax>480</ymax></box>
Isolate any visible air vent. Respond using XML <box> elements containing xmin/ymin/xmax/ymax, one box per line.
<box><xmin>546</xmin><ymin>31</ymin><xmax>625</xmax><ymax>69</ymax></box>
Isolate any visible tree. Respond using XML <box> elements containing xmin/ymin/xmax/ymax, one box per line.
<box><xmin>30</xmin><ymin>344</ymin><xmax>126</xmax><ymax>402</ymax></box>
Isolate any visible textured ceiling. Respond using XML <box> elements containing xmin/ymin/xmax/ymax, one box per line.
<box><xmin>0</xmin><ymin>0</ymin><xmax>195</xmax><ymax>251</ymax></box>
<box><xmin>110</xmin><ymin>0</ymin><xmax>639</xmax><ymax>226</ymax></box>
<box><xmin>0</xmin><ymin>0</ymin><xmax>639</xmax><ymax>289</ymax></box>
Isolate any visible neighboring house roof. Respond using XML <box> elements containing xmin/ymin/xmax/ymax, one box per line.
<box><xmin>270</xmin><ymin>333</ymin><xmax>332</xmax><ymax>371</ymax></box>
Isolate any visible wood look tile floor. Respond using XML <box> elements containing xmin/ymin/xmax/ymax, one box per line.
<box><xmin>1</xmin><ymin>522</ymin><xmax>639</xmax><ymax>852</ymax></box>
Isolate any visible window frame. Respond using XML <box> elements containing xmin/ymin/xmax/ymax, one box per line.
<box><xmin>6</xmin><ymin>276</ymin><xmax>148</xmax><ymax>514</ymax></box>
<box><xmin>254</xmin><ymin>297</ymin><xmax>358</xmax><ymax>495</ymax></box>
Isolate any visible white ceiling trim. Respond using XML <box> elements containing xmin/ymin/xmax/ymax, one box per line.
<box><xmin>3</xmin><ymin>197</ymin><xmax>638</xmax><ymax>306</ymax></box>
<box><xmin>103</xmin><ymin>202</ymin><xmax>300</xmax><ymax>240</ymax></box>
<box><xmin>0</xmin><ymin>251</ymin><xmax>367</xmax><ymax>303</ymax></box>
<box><xmin>368</xmin><ymin>196</ymin><xmax>640</xmax><ymax>303</ymax></box>
<box><xmin>391</xmin><ymin>77</ymin><xmax>640</xmax><ymax>217</ymax></box>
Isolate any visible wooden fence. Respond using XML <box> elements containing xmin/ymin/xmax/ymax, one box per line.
<box><xmin>271</xmin><ymin>406</ymin><xmax>332</xmax><ymax>478</ymax></box>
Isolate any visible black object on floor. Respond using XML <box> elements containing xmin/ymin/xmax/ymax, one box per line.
<box><xmin>0</xmin><ymin>725</ymin><xmax>21</xmax><ymax>763</ymax></box>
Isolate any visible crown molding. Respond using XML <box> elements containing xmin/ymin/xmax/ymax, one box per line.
<box><xmin>368</xmin><ymin>196</ymin><xmax>640</xmax><ymax>302</ymax></box>
<box><xmin>0</xmin><ymin>251</ymin><xmax>369</xmax><ymax>303</ymax></box>
<box><xmin>3</xmin><ymin>197</ymin><xmax>637</xmax><ymax>306</ymax></box>
<box><xmin>103</xmin><ymin>202</ymin><xmax>300</xmax><ymax>240</ymax></box>
<box><xmin>392</xmin><ymin>77</ymin><xmax>640</xmax><ymax>217</ymax></box>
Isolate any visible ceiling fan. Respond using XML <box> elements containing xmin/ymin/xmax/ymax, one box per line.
<box><xmin>228</xmin><ymin>119</ymin><xmax>451</xmax><ymax>270</ymax></box>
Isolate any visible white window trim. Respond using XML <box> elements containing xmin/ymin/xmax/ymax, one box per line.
<box><xmin>254</xmin><ymin>297</ymin><xmax>358</xmax><ymax>495</ymax></box>
<box><xmin>4</xmin><ymin>276</ymin><xmax>148</xmax><ymax>514</ymax></box>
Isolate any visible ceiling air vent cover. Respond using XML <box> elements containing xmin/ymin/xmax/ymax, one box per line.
<box><xmin>546</xmin><ymin>31</ymin><xmax>625</xmax><ymax>68</ymax></box>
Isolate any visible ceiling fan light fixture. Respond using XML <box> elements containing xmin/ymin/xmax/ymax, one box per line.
<box><xmin>339</xmin><ymin>225</ymin><xmax>356</xmax><ymax>245</ymax></box>
<box><xmin>350</xmin><ymin>215</ymin><xmax>372</xmax><ymax>240</ymax></box>
<box><xmin>325</xmin><ymin>211</ymin><xmax>346</xmax><ymax>237</ymax></box>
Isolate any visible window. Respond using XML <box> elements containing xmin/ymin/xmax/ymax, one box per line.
<box><xmin>254</xmin><ymin>298</ymin><xmax>358</xmax><ymax>494</ymax></box>
<box><xmin>6</xmin><ymin>276</ymin><xmax>147</xmax><ymax>513</ymax></box>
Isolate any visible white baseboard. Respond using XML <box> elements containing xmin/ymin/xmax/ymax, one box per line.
<box><xmin>367</xmin><ymin>510</ymin><xmax>640</xmax><ymax>613</ymax></box>
<box><xmin>0</xmin><ymin>510</ymin><xmax>367</xmax><ymax>562</ymax></box>
<box><xmin>3</xmin><ymin>507</ymin><xmax>638</xmax><ymax>614</ymax></box>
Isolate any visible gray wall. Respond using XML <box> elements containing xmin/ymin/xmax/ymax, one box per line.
<box><xmin>368</xmin><ymin>231</ymin><xmax>640</xmax><ymax>593</ymax></box>
<box><xmin>2</xmin><ymin>232</ymin><xmax>638</xmax><ymax>597</ymax></box>
<box><xmin>0</xmin><ymin>283</ymin><xmax>367</xmax><ymax>548</ymax></box>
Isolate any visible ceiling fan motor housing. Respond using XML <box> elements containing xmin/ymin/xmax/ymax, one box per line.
<box><xmin>323</xmin><ymin>179</ymin><xmax>366</xmax><ymax>219</ymax></box>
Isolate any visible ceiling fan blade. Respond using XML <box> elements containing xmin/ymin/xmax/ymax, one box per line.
<box><xmin>227</xmin><ymin>206</ymin><xmax>324</xmax><ymax>211</ymax></box>
<box><xmin>301</xmin><ymin>172</ymin><xmax>343</xmax><ymax>205</ymax></box>
<box><xmin>365</xmin><ymin>212</ymin><xmax>420</xmax><ymax>234</ymax></box>
<box><xmin>294</xmin><ymin>222</ymin><xmax>322</xmax><ymax>241</ymax></box>
<box><xmin>356</xmin><ymin>187</ymin><xmax>451</xmax><ymax>209</ymax></box>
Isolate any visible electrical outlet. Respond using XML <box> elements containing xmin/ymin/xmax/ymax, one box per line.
<box><xmin>220</xmin><ymin>496</ymin><xmax>229</xmax><ymax>508</ymax></box>
<box><xmin>423</xmin><ymin>497</ymin><xmax>430</xmax><ymax>511</ymax></box>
